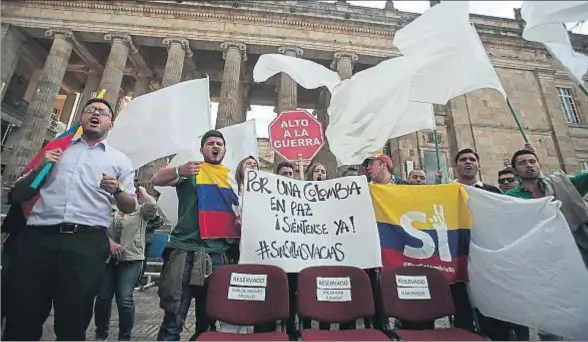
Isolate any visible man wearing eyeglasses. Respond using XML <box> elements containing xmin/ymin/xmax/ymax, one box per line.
<box><xmin>497</xmin><ymin>168</ymin><xmax>519</xmax><ymax>193</ymax></box>
<box><xmin>4</xmin><ymin>98</ymin><xmax>137</xmax><ymax>341</ymax></box>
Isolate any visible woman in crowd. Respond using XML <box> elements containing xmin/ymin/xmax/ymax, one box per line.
<box><xmin>235</xmin><ymin>156</ymin><xmax>260</xmax><ymax>195</ymax></box>
<box><xmin>306</xmin><ymin>162</ymin><xmax>328</xmax><ymax>181</ymax></box>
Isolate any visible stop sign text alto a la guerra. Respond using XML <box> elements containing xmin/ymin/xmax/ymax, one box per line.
<box><xmin>273</xmin><ymin>119</ymin><xmax>321</xmax><ymax>149</ymax></box>
<box><xmin>269</xmin><ymin>110</ymin><xmax>324</xmax><ymax>161</ymax></box>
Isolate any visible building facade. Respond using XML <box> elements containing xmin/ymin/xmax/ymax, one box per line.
<box><xmin>1</xmin><ymin>0</ymin><xmax>587</xmax><ymax>186</ymax></box>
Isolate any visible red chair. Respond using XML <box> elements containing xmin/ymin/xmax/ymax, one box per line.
<box><xmin>196</xmin><ymin>264</ymin><xmax>290</xmax><ymax>341</ymax></box>
<box><xmin>379</xmin><ymin>267</ymin><xmax>485</xmax><ymax>341</ymax></box>
<box><xmin>297</xmin><ymin>266</ymin><xmax>390</xmax><ymax>341</ymax></box>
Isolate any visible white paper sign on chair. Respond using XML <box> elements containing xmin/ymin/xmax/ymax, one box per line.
<box><xmin>396</xmin><ymin>275</ymin><xmax>431</xmax><ymax>300</ymax></box>
<box><xmin>316</xmin><ymin>276</ymin><xmax>352</xmax><ymax>302</ymax></box>
<box><xmin>227</xmin><ymin>273</ymin><xmax>268</xmax><ymax>302</ymax></box>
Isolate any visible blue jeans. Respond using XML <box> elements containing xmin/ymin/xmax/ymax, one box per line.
<box><xmin>94</xmin><ymin>260</ymin><xmax>143</xmax><ymax>341</ymax></box>
<box><xmin>157</xmin><ymin>252</ymin><xmax>224</xmax><ymax>341</ymax></box>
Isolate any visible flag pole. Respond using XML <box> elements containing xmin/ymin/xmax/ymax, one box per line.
<box><xmin>578</xmin><ymin>83</ymin><xmax>588</xmax><ymax>98</ymax></box>
<box><xmin>506</xmin><ymin>98</ymin><xmax>529</xmax><ymax>143</ymax></box>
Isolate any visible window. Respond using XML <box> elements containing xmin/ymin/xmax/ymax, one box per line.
<box><xmin>556</xmin><ymin>87</ymin><xmax>582</xmax><ymax>124</ymax></box>
<box><xmin>423</xmin><ymin>150</ymin><xmax>448</xmax><ymax>184</ymax></box>
<box><xmin>580</xmin><ymin>161</ymin><xmax>588</xmax><ymax>173</ymax></box>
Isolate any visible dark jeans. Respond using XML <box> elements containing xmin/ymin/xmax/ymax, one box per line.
<box><xmin>94</xmin><ymin>260</ymin><xmax>143</xmax><ymax>340</ymax></box>
<box><xmin>3</xmin><ymin>225</ymin><xmax>109</xmax><ymax>341</ymax></box>
<box><xmin>156</xmin><ymin>252</ymin><xmax>224</xmax><ymax>341</ymax></box>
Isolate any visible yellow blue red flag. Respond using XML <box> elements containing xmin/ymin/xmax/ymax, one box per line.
<box><xmin>196</xmin><ymin>163</ymin><xmax>239</xmax><ymax>239</ymax></box>
<box><xmin>370</xmin><ymin>183</ymin><xmax>472</xmax><ymax>283</ymax></box>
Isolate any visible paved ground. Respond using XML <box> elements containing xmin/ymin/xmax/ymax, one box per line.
<box><xmin>40</xmin><ymin>286</ymin><xmax>539</xmax><ymax>341</ymax></box>
<box><xmin>41</xmin><ymin>287</ymin><xmax>196</xmax><ymax>341</ymax></box>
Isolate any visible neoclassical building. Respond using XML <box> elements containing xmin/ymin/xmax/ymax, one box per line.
<box><xmin>1</xmin><ymin>0</ymin><xmax>588</xmax><ymax>187</ymax></box>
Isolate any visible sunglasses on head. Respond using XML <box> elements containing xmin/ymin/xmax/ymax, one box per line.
<box><xmin>498</xmin><ymin>177</ymin><xmax>516</xmax><ymax>184</ymax></box>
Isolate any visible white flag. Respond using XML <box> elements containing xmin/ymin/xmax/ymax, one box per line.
<box><xmin>253</xmin><ymin>54</ymin><xmax>342</xmax><ymax>94</ymax></box>
<box><xmin>393</xmin><ymin>1</ymin><xmax>506</xmax><ymax>104</ymax></box>
<box><xmin>521</xmin><ymin>1</ymin><xmax>588</xmax><ymax>85</ymax></box>
<box><xmin>155</xmin><ymin>120</ymin><xmax>259</xmax><ymax>227</ymax></box>
<box><xmin>326</xmin><ymin>57</ymin><xmax>435</xmax><ymax>165</ymax></box>
<box><xmin>108</xmin><ymin>78</ymin><xmax>213</xmax><ymax>169</ymax></box>
<box><xmin>465</xmin><ymin>186</ymin><xmax>588</xmax><ymax>340</ymax></box>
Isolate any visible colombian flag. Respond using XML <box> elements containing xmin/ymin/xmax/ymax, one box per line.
<box><xmin>196</xmin><ymin>163</ymin><xmax>240</xmax><ymax>239</ymax></box>
<box><xmin>20</xmin><ymin>123</ymin><xmax>83</xmax><ymax>218</ymax></box>
<box><xmin>370</xmin><ymin>183</ymin><xmax>472</xmax><ymax>283</ymax></box>
<box><xmin>1</xmin><ymin>123</ymin><xmax>82</xmax><ymax>237</ymax></box>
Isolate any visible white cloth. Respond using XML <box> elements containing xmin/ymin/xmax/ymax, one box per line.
<box><xmin>155</xmin><ymin>120</ymin><xmax>259</xmax><ymax>227</ymax></box>
<box><xmin>465</xmin><ymin>186</ymin><xmax>588</xmax><ymax>340</ymax></box>
<box><xmin>393</xmin><ymin>1</ymin><xmax>506</xmax><ymax>104</ymax></box>
<box><xmin>326</xmin><ymin>57</ymin><xmax>435</xmax><ymax>165</ymax></box>
<box><xmin>521</xmin><ymin>1</ymin><xmax>588</xmax><ymax>85</ymax></box>
<box><xmin>253</xmin><ymin>54</ymin><xmax>342</xmax><ymax>94</ymax></box>
<box><xmin>325</xmin><ymin>1</ymin><xmax>507</xmax><ymax>166</ymax></box>
<box><xmin>108</xmin><ymin>78</ymin><xmax>213</xmax><ymax>169</ymax></box>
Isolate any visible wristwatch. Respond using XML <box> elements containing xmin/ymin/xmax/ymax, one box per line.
<box><xmin>114</xmin><ymin>183</ymin><xmax>125</xmax><ymax>195</ymax></box>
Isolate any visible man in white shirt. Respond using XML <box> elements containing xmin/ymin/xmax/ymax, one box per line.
<box><xmin>3</xmin><ymin>98</ymin><xmax>137</xmax><ymax>341</ymax></box>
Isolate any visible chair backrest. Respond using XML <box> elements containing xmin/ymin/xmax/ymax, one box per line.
<box><xmin>380</xmin><ymin>266</ymin><xmax>455</xmax><ymax>322</ymax></box>
<box><xmin>297</xmin><ymin>265</ymin><xmax>375</xmax><ymax>323</ymax></box>
<box><xmin>205</xmin><ymin>264</ymin><xmax>290</xmax><ymax>325</ymax></box>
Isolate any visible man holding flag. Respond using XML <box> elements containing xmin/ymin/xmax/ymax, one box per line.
<box><xmin>151</xmin><ymin>130</ymin><xmax>236</xmax><ymax>341</ymax></box>
<box><xmin>3</xmin><ymin>96</ymin><xmax>137</xmax><ymax>341</ymax></box>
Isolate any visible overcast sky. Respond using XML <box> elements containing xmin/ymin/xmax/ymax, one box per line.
<box><xmin>211</xmin><ymin>1</ymin><xmax>586</xmax><ymax>137</ymax></box>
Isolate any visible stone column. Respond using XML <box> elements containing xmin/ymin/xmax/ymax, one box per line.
<box><xmin>138</xmin><ymin>38</ymin><xmax>191</xmax><ymax>191</ymax></box>
<box><xmin>1</xmin><ymin>26</ymin><xmax>27</xmax><ymax>101</ymax></box>
<box><xmin>315</xmin><ymin>52</ymin><xmax>358</xmax><ymax>178</ymax></box>
<box><xmin>23</xmin><ymin>68</ymin><xmax>43</xmax><ymax>103</ymax></box>
<box><xmin>331</xmin><ymin>52</ymin><xmax>358</xmax><ymax>80</ymax></box>
<box><xmin>384</xmin><ymin>0</ymin><xmax>395</xmax><ymax>10</ymax></box>
<box><xmin>99</xmin><ymin>33</ymin><xmax>131</xmax><ymax>106</ymax></box>
<box><xmin>115</xmin><ymin>92</ymin><xmax>130</xmax><ymax>116</ymax></box>
<box><xmin>74</xmin><ymin>68</ymin><xmax>102</xmax><ymax>122</ymax></box>
<box><xmin>3</xmin><ymin>29</ymin><xmax>74</xmax><ymax>184</ymax></box>
<box><xmin>276</xmin><ymin>46</ymin><xmax>303</xmax><ymax>114</ymax></box>
<box><xmin>216</xmin><ymin>41</ymin><xmax>247</xmax><ymax>129</ymax></box>
<box><xmin>161</xmin><ymin>37</ymin><xmax>191</xmax><ymax>88</ymax></box>
<box><xmin>133</xmin><ymin>73</ymin><xmax>151</xmax><ymax>98</ymax></box>
<box><xmin>272</xmin><ymin>46</ymin><xmax>303</xmax><ymax>166</ymax></box>
<box><xmin>535</xmin><ymin>69</ymin><xmax>578</xmax><ymax>173</ymax></box>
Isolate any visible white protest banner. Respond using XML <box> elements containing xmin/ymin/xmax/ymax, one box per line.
<box><xmin>239</xmin><ymin>170</ymin><xmax>382</xmax><ymax>273</ymax></box>
<box><xmin>465</xmin><ymin>186</ymin><xmax>588</xmax><ymax>340</ymax></box>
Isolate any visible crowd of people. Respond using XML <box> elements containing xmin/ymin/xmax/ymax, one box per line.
<box><xmin>1</xmin><ymin>95</ymin><xmax>587</xmax><ymax>341</ymax></box>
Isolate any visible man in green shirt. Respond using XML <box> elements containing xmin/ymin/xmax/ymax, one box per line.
<box><xmin>506</xmin><ymin>148</ymin><xmax>588</xmax><ymax>341</ymax></box>
<box><xmin>151</xmin><ymin>130</ymin><xmax>232</xmax><ymax>341</ymax></box>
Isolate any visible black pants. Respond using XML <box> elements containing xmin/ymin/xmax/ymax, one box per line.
<box><xmin>3</xmin><ymin>225</ymin><xmax>109</xmax><ymax>341</ymax></box>
<box><xmin>478</xmin><ymin>313</ymin><xmax>530</xmax><ymax>341</ymax></box>
<box><xmin>450</xmin><ymin>282</ymin><xmax>475</xmax><ymax>331</ymax></box>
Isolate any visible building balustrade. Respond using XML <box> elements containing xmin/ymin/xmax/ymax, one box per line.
<box><xmin>1</xmin><ymin>91</ymin><xmax>29</xmax><ymax>123</ymax></box>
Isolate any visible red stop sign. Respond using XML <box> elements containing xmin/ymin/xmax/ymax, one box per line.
<box><xmin>268</xmin><ymin>110</ymin><xmax>325</xmax><ymax>161</ymax></box>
